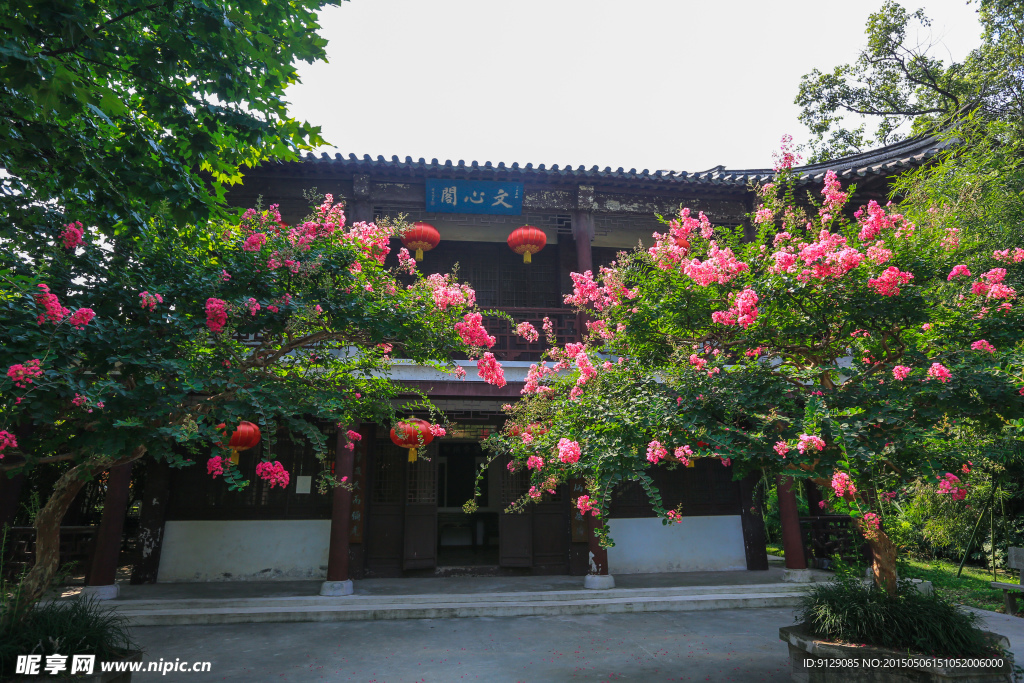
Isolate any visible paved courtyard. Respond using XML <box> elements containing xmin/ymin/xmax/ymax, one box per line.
<box><xmin>129</xmin><ymin>606</ymin><xmax>1023</xmax><ymax>682</ymax></box>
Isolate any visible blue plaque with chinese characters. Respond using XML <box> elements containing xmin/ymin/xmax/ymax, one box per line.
<box><xmin>425</xmin><ymin>179</ymin><xmax>524</xmax><ymax>215</ymax></box>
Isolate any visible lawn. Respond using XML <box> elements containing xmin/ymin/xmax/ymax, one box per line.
<box><xmin>768</xmin><ymin>543</ymin><xmax>1020</xmax><ymax>614</ymax></box>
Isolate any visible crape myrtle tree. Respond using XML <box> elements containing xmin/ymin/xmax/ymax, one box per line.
<box><xmin>483</xmin><ymin>141</ymin><xmax>1024</xmax><ymax>596</ymax></box>
<box><xmin>0</xmin><ymin>197</ymin><xmax>508</xmax><ymax>616</ymax></box>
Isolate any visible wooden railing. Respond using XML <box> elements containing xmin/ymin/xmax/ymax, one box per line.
<box><xmin>481</xmin><ymin>308</ymin><xmax>581</xmax><ymax>362</ymax></box>
<box><xmin>799</xmin><ymin>515</ymin><xmax>872</xmax><ymax>569</ymax></box>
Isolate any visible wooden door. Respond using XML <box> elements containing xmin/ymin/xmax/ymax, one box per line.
<box><xmin>532</xmin><ymin>484</ymin><xmax>570</xmax><ymax>574</ymax></box>
<box><xmin>498</xmin><ymin>455</ymin><xmax>532</xmax><ymax>567</ymax></box>
<box><xmin>403</xmin><ymin>444</ymin><xmax>438</xmax><ymax>570</ymax></box>
<box><xmin>365</xmin><ymin>442</ymin><xmax>405</xmax><ymax>576</ymax></box>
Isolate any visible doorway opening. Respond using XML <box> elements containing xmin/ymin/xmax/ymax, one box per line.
<box><xmin>436</xmin><ymin>442</ymin><xmax>499</xmax><ymax>567</ymax></box>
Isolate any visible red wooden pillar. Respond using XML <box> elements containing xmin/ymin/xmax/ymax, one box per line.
<box><xmin>776</xmin><ymin>475</ymin><xmax>807</xmax><ymax>571</ymax></box>
<box><xmin>321</xmin><ymin>426</ymin><xmax>355</xmax><ymax>596</ymax></box>
<box><xmin>83</xmin><ymin>462</ymin><xmax>134</xmax><ymax>599</ymax></box>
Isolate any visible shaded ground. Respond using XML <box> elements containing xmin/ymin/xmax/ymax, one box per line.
<box><xmin>130</xmin><ymin>608</ymin><xmax>799</xmax><ymax>682</ymax></box>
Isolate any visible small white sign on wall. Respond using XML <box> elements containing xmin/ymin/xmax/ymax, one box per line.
<box><xmin>294</xmin><ymin>475</ymin><xmax>312</xmax><ymax>494</ymax></box>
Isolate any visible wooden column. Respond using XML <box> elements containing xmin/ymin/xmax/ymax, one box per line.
<box><xmin>129</xmin><ymin>459</ymin><xmax>170</xmax><ymax>584</ymax></box>
<box><xmin>84</xmin><ymin>462</ymin><xmax>134</xmax><ymax>598</ymax></box>
<box><xmin>322</xmin><ymin>426</ymin><xmax>355</xmax><ymax>594</ymax></box>
<box><xmin>739</xmin><ymin>473</ymin><xmax>769</xmax><ymax>570</ymax></box>
<box><xmin>776</xmin><ymin>475</ymin><xmax>807</xmax><ymax>570</ymax></box>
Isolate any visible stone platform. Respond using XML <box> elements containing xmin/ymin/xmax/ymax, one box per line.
<box><xmin>59</xmin><ymin>566</ymin><xmax>831</xmax><ymax>626</ymax></box>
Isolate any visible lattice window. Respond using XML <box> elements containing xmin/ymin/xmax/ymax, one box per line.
<box><xmin>372</xmin><ymin>443</ymin><xmax>403</xmax><ymax>504</ymax></box>
<box><xmin>406</xmin><ymin>457</ymin><xmax>437</xmax><ymax>504</ymax></box>
<box><xmin>501</xmin><ymin>456</ymin><xmax>530</xmax><ymax>506</ymax></box>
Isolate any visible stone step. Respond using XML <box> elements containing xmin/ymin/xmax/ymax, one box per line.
<box><xmin>114</xmin><ymin>589</ymin><xmax>806</xmax><ymax>626</ymax></box>
<box><xmin>109</xmin><ymin>582</ymin><xmax>808</xmax><ymax>612</ymax></box>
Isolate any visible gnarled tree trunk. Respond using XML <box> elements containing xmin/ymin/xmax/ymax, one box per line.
<box><xmin>5</xmin><ymin>446</ymin><xmax>147</xmax><ymax>623</ymax></box>
<box><xmin>852</xmin><ymin>517</ymin><xmax>898</xmax><ymax>596</ymax></box>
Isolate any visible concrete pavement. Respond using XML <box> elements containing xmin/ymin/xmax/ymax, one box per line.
<box><xmin>131</xmin><ymin>607</ymin><xmax>800</xmax><ymax>682</ymax></box>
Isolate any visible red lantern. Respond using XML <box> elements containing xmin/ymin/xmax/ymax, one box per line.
<box><xmin>402</xmin><ymin>222</ymin><xmax>440</xmax><ymax>260</ymax></box>
<box><xmin>390</xmin><ymin>418</ymin><xmax>434</xmax><ymax>462</ymax></box>
<box><xmin>217</xmin><ymin>421</ymin><xmax>262</xmax><ymax>464</ymax></box>
<box><xmin>507</xmin><ymin>226</ymin><xmax>546</xmax><ymax>264</ymax></box>
<box><xmin>674</xmin><ymin>235</ymin><xmax>690</xmax><ymax>253</ymax></box>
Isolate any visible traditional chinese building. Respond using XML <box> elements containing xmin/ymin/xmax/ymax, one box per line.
<box><xmin>1</xmin><ymin>136</ymin><xmax>946</xmax><ymax>592</ymax></box>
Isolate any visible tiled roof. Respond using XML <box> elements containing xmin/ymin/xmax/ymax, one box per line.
<box><xmin>290</xmin><ymin>134</ymin><xmax>949</xmax><ymax>188</ymax></box>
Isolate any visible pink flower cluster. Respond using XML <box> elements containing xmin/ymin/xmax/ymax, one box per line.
<box><xmin>347</xmin><ymin>429</ymin><xmax>362</xmax><ymax>442</ymax></box>
<box><xmin>689</xmin><ymin>354</ymin><xmax>707</xmax><ymax>370</ymax></box>
<box><xmin>205</xmin><ymin>298</ymin><xmax>228</xmax><ymax>333</ymax></box>
<box><xmin>68</xmin><ymin>308</ymin><xmax>95</xmax><ymax>330</ymax></box>
<box><xmin>424</xmin><ymin>273</ymin><xmax>476</xmax><ymax>310</ymax></box>
<box><xmin>576</xmin><ymin>495</ymin><xmax>598</xmax><ymax>515</ymax></box>
<box><xmin>34</xmin><ymin>284</ymin><xmax>69</xmax><ymax>325</ymax></box>
<box><xmin>429</xmin><ymin>424</ymin><xmax>446</xmax><ymax>437</ymax></box>
<box><xmin>344</xmin><ymin>220</ymin><xmax>392</xmax><ymax>264</ymax></box>
<box><xmin>892</xmin><ymin>365</ymin><xmax>912</xmax><ymax>381</ymax></box>
<box><xmin>683</xmin><ymin>243</ymin><xmax>749</xmax><ymax>286</ymax></box>
<box><xmin>992</xmin><ymin>248</ymin><xmax>1024</xmax><ymax>263</ymax></box>
<box><xmin>862</xmin><ymin>512</ymin><xmax>881</xmax><ymax>530</ymax></box>
<box><xmin>772</xmin><ymin>134</ymin><xmax>802</xmax><ymax>172</ymax></box>
<box><xmin>0</xmin><ymin>430</ymin><xmax>18</xmax><ymax>458</ymax></box>
<box><xmin>857</xmin><ymin>200</ymin><xmax>914</xmax><ymax>242</ymax></box>
<box><xmin>880</xmin><ymin>491</ymin><xmax>897</xmax><ymax>501</ymax></box>
<box><xmin>867</xmin><ymin>266</ymin><xmax>914</xmax><ymax>297</ymax></box>
<box><xmin>477</xmin><ymin>352</ymin><xmax>506</xmax><ymax>387</ymax></box>
<box><xmin>646</xmin><ymin>440</ymin><xmax>668</xmax><ymax>464</ymax></box>
<box><xmin>243</xmin><ymin>233</ymin><xmax>268</xmax><ymax>251</ymax></box>
<box><xmin>649</xmin><ymin>208</ymin><xmax>713</xmax><ymax>268</ymax></box>
<box><xmin>674</xmin><ymin>445</ymin><xmax>693</xmax><ymax>466</ymax></box>
<box><xmin>7</xmin><ymin>359</ymin><xmax>43</xmax><ymax>388</ymax></box>
<box><xmin>527</xmin><ymin>455</ymin><xmax>545</xmax><ymax>471</ymax></box>
<box><xmin>60</xmin><ymin>221</ymin><xmax>84</xmax><ymax>249</ymax></box>
<box><xmin>666</xmin><ymin>509</ymin><xmax>683</xmax><ymax>524</ymax></box>
<box><xmin>936</xmin><ymin>472</ymin><xmax>967</xmax><ymax>500</ymax></box>
<box><xmin>256</xmin><ymin>460</ymin><xmax>290</xmax><ymax>489</ymax></box>
<box><xmin>558</xmin><ymin>438</ymin><xmax>581</xmax><ymax>464</ymax></box>
<box><xmin>522</xmin><ymin>362</ymin><xmax>556</xmax><ymax>395</ymax></box>
<box><xmin>831</xmin><ymin>471</ymin><xmax>856</xmax><ymax>497</ymax></box>
<box><xmin>207</xmin><ymin>456</ymin><xmax>225</xmax><ymax>478</ymax></box>
<box><xmin>397</xmin><ymin>247</ymin><xmax>417</xmax><ymax>274</ymax></box>
<box><xmin>139</xmin><ymin>291</ymin><xmax>163</xmax><ymax>311</ymax></box>
<box><xmin>971</xmin><ymin>339</ymin><xmax>996</xmax><ymax>353</ymax></box>
<box><xmin>515</xmin><ymin>321</ymin><xmax>540</xmax><ymax>343</ymax></box>
<box><xmin>820</xmin><ymin>171</ymin><xmax>848</xmax><ymax>211</ymax></box>
<box><xmin>971</xmin><ymin>268</ymin><xmax>1016</xmax><ymax>300</ymax></box>
<box><xmin>712</xmin><ymin>288</ymin><xmax>759</xmax><ymax>329</ymax></box>
<box><xmin>773</xmin><ymin>441</ymin><xmax>790</xmax><ymax>457</ymax></box>
<box><xmin>948</xmin><ymin>264</ymin><xmax>971</xmax><ymax>280</ymax></box>
<box><xmin>455</xmin><ymin>313</ymin><xmax>496</xmax><ymax>348</ymax></box>
<box><xmin>941</xmin><ymin>227</ymin><xmax>960</xmax><ymax>251</ymax></box>
<box><xmin>866</xmin><ymin>243</ymin><xmax>892</xmax><ymax>265</ymax></box>
<box><xmin>797</xmin><ymin>434</ymin><xmax>826</xmax><ymax>454</ymax></box>
<box><xmin>927</xmin><ymin>362</ymin><xmax>952</xmax><ymax>383</ymax></box>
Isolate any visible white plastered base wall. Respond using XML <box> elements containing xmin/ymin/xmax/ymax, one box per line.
<box><xmin>606</xmin><ymin>515</ymin><xmax>747</xmax><ymax>574</ymax></box>
<box><xmin>157</xmin><ymin>520</ymin><xmax>330</xmax><ymax>582</ymax></box>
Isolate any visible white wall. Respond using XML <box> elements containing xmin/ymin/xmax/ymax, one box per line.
<box><xmin>606</xmin><ymin>515</ymin><xmax>747</xmax><ymax>574</ymax></box>
<box><xmin>157</xmin><ymin>520</ymin><xmax>330</xmax><ymax>582</ymax></box>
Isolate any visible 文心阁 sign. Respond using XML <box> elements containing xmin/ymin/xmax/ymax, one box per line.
<box><xmin>426</xmin><ymin>179</ymin><xmax>524</xmax><ymax>215</ymax></box>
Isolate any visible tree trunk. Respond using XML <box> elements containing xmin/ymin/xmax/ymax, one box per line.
<box><xmin>7</xmin><ymin>446</ymin><xmax>147</xmax><ymax>621</ymax></box>
<box><xmin>853</xmin><ymin>518</ymin><xmax>898</xmax><ymax>596</ymax></box>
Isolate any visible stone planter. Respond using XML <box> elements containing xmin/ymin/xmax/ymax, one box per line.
<box><xmin>779</xmin><ymin>624</ymin><xmax>1014</xmax><ymax>683</ymax></box>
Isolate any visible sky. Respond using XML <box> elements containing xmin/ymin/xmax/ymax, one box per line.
<box><xmin>287</xmin><ymin>0</ymin><xmax>983</xmax><ymax>173</ymax></box>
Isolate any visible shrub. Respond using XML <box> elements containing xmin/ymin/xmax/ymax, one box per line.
<box><xmin>797</xmin><ymin>576</ymin><xmax>997</xmax><ymax>657</ymax></box>
<box><xmin>0</xmin><ymin>596</ymin><xmax>138</xmax><ymax>678</ymax></box>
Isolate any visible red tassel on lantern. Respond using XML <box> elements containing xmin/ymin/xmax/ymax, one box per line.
<box><xmin>217</xmin><ymin>421</ymin><xmax>262</xmax><ymax>464</ymax></box>
<box><xmin>507</xmin><ymin>226</ymin><xmax>546</xmax><ymax>264</ymax></box>
<box><xmin>402</xmin><ymin>222</ymin><xmax>440</xmax><ymax>260</ymax></box>
<box><xmin>390</xmin><ymin>418</ymin><xmax>434</xmax><ymax>462</ymax></box>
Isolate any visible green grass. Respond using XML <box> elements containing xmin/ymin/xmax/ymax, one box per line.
<box><xmin>766</xmin><ymin>543</ymin><xmax>784</xmax><ymax>556</ymax></box>
<box><xmin>900</xmin><ymin>557</ymin><xmax>1020</xmax><ymax>614</ymax></box>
